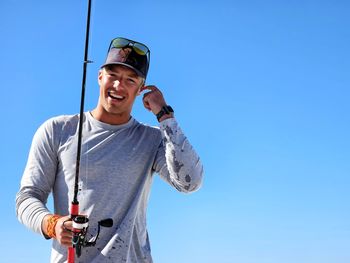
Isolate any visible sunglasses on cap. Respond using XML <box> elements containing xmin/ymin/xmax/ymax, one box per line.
<box><xmin>102</xmin><ymin>37</ymin><xmax>150</xmax><ymax>79</ymax></box>
<box><xmin>110</xmin><ymin>37</ymin><xmax>150</xmax><ymax>56</ymax></box>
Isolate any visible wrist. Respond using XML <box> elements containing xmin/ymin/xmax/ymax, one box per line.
<box><xmin>42</xmin><ymin>214</ymin><xmax>61</xmax><ymax>239</ymax></box>
<box><xmin>158</xmin><ymin>112</ymin><xmax>174</xmax><ymax>122</ymax></box>
<box><xmin>156</xmin><ymin>105</ymin><xmax>174</xmax><ymax>122</ymax></box>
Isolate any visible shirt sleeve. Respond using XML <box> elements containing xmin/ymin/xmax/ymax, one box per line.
<box><xmin>154</xmin><ymin>118</ymin><xmax>204</xmax><ymax>193</ymax></box>
<box><xmin>15</xmin><ymin>119</ymin><xmax>58</xmax><ymax>236</ymax></box>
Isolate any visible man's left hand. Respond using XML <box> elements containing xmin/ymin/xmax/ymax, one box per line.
<box><xmin>140</xmin><ymin>85</ymin><xmax>173</xmax><ymax>121</ymax></box>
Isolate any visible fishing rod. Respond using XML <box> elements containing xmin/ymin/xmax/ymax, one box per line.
<box><xmin>67</xmin><ymin>0</ymin><xmax>113</xmax><ymax>262</ymax></box>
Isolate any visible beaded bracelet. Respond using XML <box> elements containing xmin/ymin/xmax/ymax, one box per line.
<box><xmin>46</xmin><ymin>215</ymin><xmax>61</xmax><ymax>238</ymax></box>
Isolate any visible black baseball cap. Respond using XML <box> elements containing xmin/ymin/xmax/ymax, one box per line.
<box><xmin>101</xmin><ymin>37</ymin><xmax>150</xmax><ymax>79</ymax></box>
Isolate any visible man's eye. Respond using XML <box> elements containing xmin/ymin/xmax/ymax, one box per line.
<box><xmin>128</xmin><ymin>78</ymin><xmax>136</xmax><ymax>83</ymax></box>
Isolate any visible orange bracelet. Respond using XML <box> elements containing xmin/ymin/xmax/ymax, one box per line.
<box><xmin>46</xmin><ymin>214</ymin><xmax>61</xmax><ymax>239</ymax></box>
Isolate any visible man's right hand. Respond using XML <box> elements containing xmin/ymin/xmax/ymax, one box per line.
<box><xmin>55</xmin><ymin>215</ymin><xmax>73</xmax><ymax>247</ymax></box>
<box><xmin>42</xmin><ymin>214</ymin><xmax>73</xmax><ymax>247</ymax></box>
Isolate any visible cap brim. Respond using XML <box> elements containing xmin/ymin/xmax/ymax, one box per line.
<box><xmin>100</xmin><ymin>62</ymin><xmax>145</xmax><ymax>79</ymax></box>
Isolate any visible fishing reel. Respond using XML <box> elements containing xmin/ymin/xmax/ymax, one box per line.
<box><xmin>69</xmin><ymin>215</ymin><xmax>113</xmax><ymax>257</ymax></box>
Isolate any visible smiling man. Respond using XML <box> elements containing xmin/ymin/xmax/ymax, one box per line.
<box><xmin>16</xmin><ymin>37</ymin><xmax>203</xmax><ymax>263</ymax></box>
<box><xmin>94</xmin><ymin>65</ymin><xmax>144</xmax><ymax>124</ymax></box>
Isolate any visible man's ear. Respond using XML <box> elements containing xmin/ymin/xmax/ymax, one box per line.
<box><xmin>137</xmin><ymin>85</ymin><xmax>143</xmax><ymax>96</ymax></box>
<box><xmin>98</xmin><ymin>69</ymin><xmax>103</xmax><ymax>85</ymax></box>
<box><xmin>137</xmin><ymin>80</ymin><xmax>145</xmax><ymax>96</ymax></box>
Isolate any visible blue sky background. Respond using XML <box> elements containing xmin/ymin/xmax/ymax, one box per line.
<box><xmin>1</xmin><ymin>0</ymin><xmax>349</xmax><ymax>262</ymax></box>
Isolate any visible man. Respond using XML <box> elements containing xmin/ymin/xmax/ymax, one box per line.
<box><xmin>16</xmin><ymin>37</ymin><xmax>203</xmax><ymax>262</ymax></box>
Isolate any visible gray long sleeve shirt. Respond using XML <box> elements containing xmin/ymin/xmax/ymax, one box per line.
<box><xmin>16</xmin><ymin>112</ymin><xmax>203</xmax><ymax>263</ymax></box>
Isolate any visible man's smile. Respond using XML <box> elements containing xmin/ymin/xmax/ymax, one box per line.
<box><xmin>108</xmin><ymin>90</ymin><xmax>125</xmax><ymax>101</ymax></box>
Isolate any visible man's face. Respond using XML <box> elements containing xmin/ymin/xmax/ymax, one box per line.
<box><xmin>97</xmin><ymin>65</ymin><xmax>143</xmax><ymax>123</ymax></box>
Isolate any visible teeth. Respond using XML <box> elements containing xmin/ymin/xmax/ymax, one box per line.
<box><xmin>108</xmin><ymin>91</ymin><xmax>124</xmax><ymax>100</ymax></box>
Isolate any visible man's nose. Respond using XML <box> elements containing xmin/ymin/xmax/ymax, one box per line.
<box><xmin>113</xmin><ymin>80</ymin><xmax>121</xmax><ymax>89</ymax></box>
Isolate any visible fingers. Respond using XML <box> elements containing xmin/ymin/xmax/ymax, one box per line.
<box><xmin>55</xmin><ymin>216</ymin><xmax>73</xmax><ymax>247</ymax></box>
<box><xmin>142</xmin><ymin>98</ymin><xmax>152</xmax><ymax>111</ymax></box>
<box><xmin>140</xmin><ymin>85</ymin><xmax>161</xmax><ymax>93</ymax></box>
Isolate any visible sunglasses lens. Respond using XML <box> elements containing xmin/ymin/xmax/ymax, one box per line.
<box><xmin>133</xmin><ymin>43</ymin><xmax>148</xmax><ymax>55</ymax></box>
<box><xmin>111</xmin><ymin>38</ymin><xmax>130</xmax><ymax>48</ymax></box>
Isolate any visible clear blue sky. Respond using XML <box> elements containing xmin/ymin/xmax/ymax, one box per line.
<box><xmin>1</xmin><ymin>0</ymin><xmax>349</xmax><ymax>262</ymax></box>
